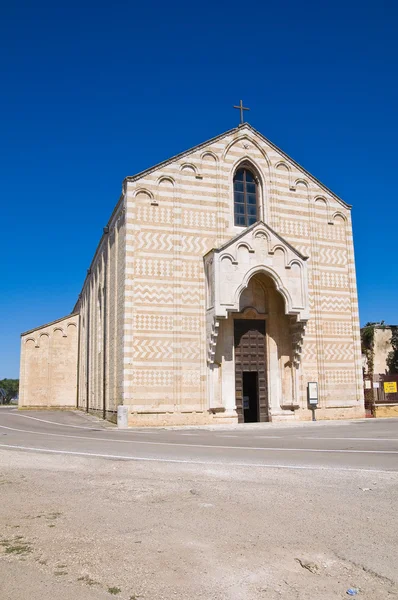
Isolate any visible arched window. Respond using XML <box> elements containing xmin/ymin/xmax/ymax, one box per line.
<box><xmin>233</xmin><ymin>168</ymin><xmax>258</xmax><ymax>227</ymax></box>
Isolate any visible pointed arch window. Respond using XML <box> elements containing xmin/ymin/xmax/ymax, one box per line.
<box><xmin>233</xmin><ymin>168</ymin><xmax>258</xmax><ymax>227</ymax></box>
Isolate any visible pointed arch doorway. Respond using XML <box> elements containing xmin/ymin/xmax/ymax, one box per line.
<box><xmin>231</xmin><ymin>271</ymin><xmax>296</xmax><ymax>423</ymax></box>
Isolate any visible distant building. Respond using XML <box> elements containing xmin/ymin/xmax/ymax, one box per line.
<box><xmin>362</xmin><ymin>324</ymin><xmax>396</xmax><ymax>375</ymax></box>
<box><xmin>362</xmin><ymin>324</ymin><xmax>398</xmax><ymax>418</ymax></box>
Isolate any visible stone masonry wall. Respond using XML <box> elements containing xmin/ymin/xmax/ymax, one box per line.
<box><xmin>373</xmin><ymin>327</ymin><xmax>394</xmax><ymax>375</ymax></box>
<box><xmin>75</xmin><ymin>202</ymin><xmax>126</xmax><ymax>419</ymax></box>
<box><xmin>19</xmin><ymin>314</ymin><xmax>79</xmax><ymax>408</ymax></box>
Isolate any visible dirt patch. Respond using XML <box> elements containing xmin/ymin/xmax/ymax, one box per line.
<box><xmin>0</xmin><ymin>448</ymin><xmax>397</xmax><ymax>600</ymax></box>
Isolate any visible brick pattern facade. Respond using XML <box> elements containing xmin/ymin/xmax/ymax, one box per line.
<box><xmin>19</xmin><ymin>124</ymin><xmax>364</xmax><ymax>422</ymax></box>
<box><xmin>119</xmin><ymin>124</ymin><xmax>363</xmax><ymax>422</ymax></box>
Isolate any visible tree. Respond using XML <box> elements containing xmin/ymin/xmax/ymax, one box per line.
<box><xmin>360</xmin><ymin>321</ymin><xmax>386</xmax><ymax>375</ymax></box>
<box><xmin>387</xmin><ymin>327</ymin><xmax>398</xmax><ymax>374</ymax></box>
<box><xmin>0</xmin><ymin>379</ymin><xmax>19</xmax><ymax>404</ymax></box>
<box><xmin>361</xmin><ymin>322</ymin><xmax>378</xmax><ymax>375</ymax></box>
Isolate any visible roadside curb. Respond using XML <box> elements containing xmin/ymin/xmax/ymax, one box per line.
<box><xmin>153</xmin><ymin>418</ymin><xmax>374</xmax><ymax>432</ymax></box>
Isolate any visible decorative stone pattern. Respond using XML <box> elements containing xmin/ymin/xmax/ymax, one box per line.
<box><xmin>19</xmin><ymin>123</ymin><xmax>364</xmax><ymax>423</ymax></box>
<box><xmin>205</xmin><ymin>222</ymin><xmax>309</xmax><ymax>321</ymax></box>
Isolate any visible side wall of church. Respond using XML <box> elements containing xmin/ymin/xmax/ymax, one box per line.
<box><xmin>75</xmin><ymin>205</ymin><xmax>126</xmax><ymax>420</ymax></box>
<box><xmin>19</xmin><ymin>314</ymin><xmax>79</xmax><ymax>408</ymax></box>
<box><xmin>124</xmin><ymin>126</ymin><xmax>363</xmax><ymax>423</ymax></box>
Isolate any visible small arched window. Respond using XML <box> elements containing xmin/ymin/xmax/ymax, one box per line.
<box><xmin>233</xmin><ymin>168</ymin><xmax>258</xmax><ymax>227</ymax></box>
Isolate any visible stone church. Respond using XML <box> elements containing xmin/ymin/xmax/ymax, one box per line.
<box><xmin>19</xmin><ymin>121</ymin><xmax>364</xmax><ymax>425</ymax></box>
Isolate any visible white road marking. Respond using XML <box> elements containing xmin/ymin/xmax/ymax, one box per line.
<box><xmin>300</xmin><ymin>436</ymin><xmax>398</xmax><ymax>442</ymax></box>
<box><xmin>0</xmin><ymin>443</ymin><xmax>396</xmax><ymax>473</ymax></box>
<box><xmin>250</xmin><ymin>435</ymin><xmax>282</xmax><ymax>439</ymax></box>
<box><xmin>0</xmin><ymin>424</ymin><xmax>397</xmax><ymax>454</ymax></box>
<box><xmin>11</xmin><ymin>415</ymin><xmax>175</xmax><ymax>435</ymax></box>
<box><xmin>13</xmin><ymin>413</ymin><xmax>105</xmax><ymax>430</ymax></box>
<box><xmin>122</xmin><ymin>430</ymin><xmax>160</xmax><ymax>434</ymax></box>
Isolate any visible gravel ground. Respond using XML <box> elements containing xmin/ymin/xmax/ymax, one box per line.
<box><xmin>0</xmin><ymin>447</ymin><xmax>397</xmax><ymax>600</ymax></box>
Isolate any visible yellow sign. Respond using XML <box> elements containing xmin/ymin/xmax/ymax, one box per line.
<box><xmin>384</xmin><ymin>381</ymin><xmax>397</xmax><ymax>394</ymax></box>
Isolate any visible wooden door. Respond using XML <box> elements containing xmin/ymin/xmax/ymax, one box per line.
<box><xmin>234</xmin><ymin>319</ymin><xmax>268</xmax><ymax>423</ymax></box>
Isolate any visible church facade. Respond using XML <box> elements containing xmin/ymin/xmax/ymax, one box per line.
<box><xmin>19</xmin><ymin>124</ymin><xmax>364</xmax><ymax>425</ymax></box>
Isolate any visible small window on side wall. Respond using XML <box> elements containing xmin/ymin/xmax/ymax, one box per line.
<box><xmin>233</xmin><ymin>168</ymin><xmax>258</xmax><ymax>227</ymax></box>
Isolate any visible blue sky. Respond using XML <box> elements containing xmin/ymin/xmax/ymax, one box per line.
<box><xmin>1</xmin><ymin>0</ymin><xmax>397</xmax><ymax>378</ymax></box>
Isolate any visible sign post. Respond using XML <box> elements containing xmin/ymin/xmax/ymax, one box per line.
<box><xmin>384</xmin><ymin>381</ymin><xmax>397</xmax><ymax>394</ymax></box>
<box><xmin>307</xmin><ymin>382</ymin><xmax>318</xmax><ymax>422</ymax></box>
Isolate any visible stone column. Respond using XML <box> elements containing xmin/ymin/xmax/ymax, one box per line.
<box><xmin>220</xmin><ymin>317</ymin><xmax>236</xmax><ymax>414</ymax></box>
<box><xmin>267</xmin><ymin>295</ymin><xmax>282</xmax><ymax>416</ymax></box>
<box><xmin>117</xmin><ymin>405</ymin><xmax>129</xmax><ymax>429</ymax></box>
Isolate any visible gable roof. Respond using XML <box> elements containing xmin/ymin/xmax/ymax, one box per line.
<box><xmin>74</xmin><ymin>122</ymin><xmax>350</xmax><ymax>311</ymax></box>
<box><xmin>125</xmin><ymin>123</ymin><xmax>351</xmax><ymax>209</ymax></box>
<box><xmin>204</xmin><ymin>220</ymin><xmax>309</xmax><ymax>261</ymax></box>
<box><xmin>21</xmin><ymin>313</ymin><xmax>79</xmax><ymax>337</ymax></box>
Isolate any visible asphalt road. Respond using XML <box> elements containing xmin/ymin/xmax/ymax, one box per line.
<box><xmin>1</xmin><ymin>407</ymin><xmax>397</xmax><ymax>473</ymax></box>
